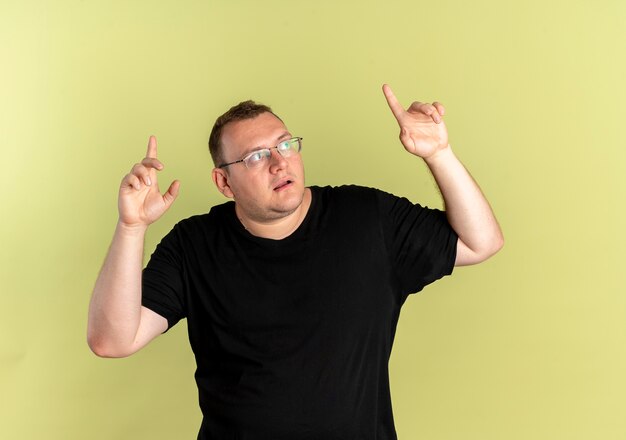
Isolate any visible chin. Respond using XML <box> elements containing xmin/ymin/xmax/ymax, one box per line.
<box><xmin>271</xmin><ymin>190</ymin><xmax>305</xmax><ymax>216</ymax></box>
<box><xmin>273</xmin><ymin>198</ymin><xmax>303</xmax><ymax>217</ymax></box>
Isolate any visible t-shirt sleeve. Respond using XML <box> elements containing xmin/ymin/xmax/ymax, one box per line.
<box><xmin>376</xmin><ymin>189</ymin><xmax>458</xmax><ymax>297</ymax></box>
<box><xmin>142</xmin><ymin>224</ymin><xmax>187</xmax><ymax>331</ymax></box>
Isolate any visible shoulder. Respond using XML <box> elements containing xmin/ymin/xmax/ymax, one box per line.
<box><xmin>311</xmin><ymin>184</ymin><xmax>387</xmax><ymax>203</ymax></box>
<box><xmin>157</xmin><ymin>201</ymin><xmax>235</xmax><ymax>245</ymax></box>
<box><xmin>146</xmin><ymin>201</ymin><xmax>236</xmax><ymax>267</ymax></box>
<box><xmin>174</xmin><ymin>201</ymin><xmax>234</xmax><ymax>228</ymax></box>
<box><xmin>311</xmin><ymin>184</ymin><xmax>412</xmax><ymax>211</ymax></box>
<box><xmin>310</xmin><ymin>185</ymin><xmax>380</xmax><ymax>215</ymax></box>
<box><xmin>308</xmin><ymin>185</ymin><xmax>415</xmax><ymax>230</ymax></box>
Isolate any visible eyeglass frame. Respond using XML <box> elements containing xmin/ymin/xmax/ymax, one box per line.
<box><xmin>217</xmin><ymin>137</ymin><xmax>303</xmax><ymax>169</ymax></box>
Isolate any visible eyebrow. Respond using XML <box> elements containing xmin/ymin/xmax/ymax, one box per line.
<box><xmin>242</xmin><ymin>131</ymin><xmax>292</xmax><ymax>157</ymax></box>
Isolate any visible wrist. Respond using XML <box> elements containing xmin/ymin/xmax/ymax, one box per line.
<box><xmin>116</xmin><ymin>221</ymin><xmax>149</xmax><ymax>237</ymax></box>
<box><xmin>423</xmin><ymin>144</ymin><xmax>454</xmax><ymax>167</ymax></box>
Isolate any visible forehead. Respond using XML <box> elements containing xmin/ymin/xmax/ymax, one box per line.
<box><xmin>221</xmin><ymin>112</ymin><xmax>289</xmax><ymax>159</ymax></box>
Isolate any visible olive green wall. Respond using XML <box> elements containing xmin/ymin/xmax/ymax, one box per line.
<box><xmin>1</xmin><ymin>0</ymin><xmax>624</xmax><ymax>438</ymax></box>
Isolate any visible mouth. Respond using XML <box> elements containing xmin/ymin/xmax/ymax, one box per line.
<box><xmin>273</xmin><ymin>179</ymin><xmax>294</xmax><ymax>191</ymax></box>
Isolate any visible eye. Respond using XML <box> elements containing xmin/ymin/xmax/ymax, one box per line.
<box><xmin>277</xmin><ymin>140</ymin><xmax>292</xmax><ymax>151</ymax></box>
<box><xmin>247</xmin><ymin>151</ymin><xmax>265</xmax><ymax>163</ymax></box>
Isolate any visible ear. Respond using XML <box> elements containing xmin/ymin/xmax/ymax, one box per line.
<box><xmin>212</xmin><ymin>168</ymin><xmax>235</xmax><ymax>199</ymax></box>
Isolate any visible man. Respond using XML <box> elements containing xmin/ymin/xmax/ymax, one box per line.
<box><xmin>88</xmin><ymin>84</ymin><xmax>503</xmax><ymax>439</ymax></box>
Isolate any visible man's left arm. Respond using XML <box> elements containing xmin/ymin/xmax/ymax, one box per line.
<box><xmin>382</xmin><ymin>84</ymin><xmax>504</xmax><ymax>266</ymax></box>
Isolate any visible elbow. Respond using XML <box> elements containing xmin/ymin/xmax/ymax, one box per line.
<box><xmin>456</xmin><ymin>232</ymin><xmax>504</xmax><ymax>266</ymax></box>
<box><xmin>480</xmin><ymin>231</ymin><xmax>504</xmax><ymax>261</ymax></box>
<box><xmin>491</xmin><ymin>231</ymin><xmax>505</xmax><ymax>255</ymax></box>
<box><xmin>470</xmin><ymin>240</ymin><xmax>504</xmax><ymax>265</ymax></box>
<box><xmin>484</xmin><ymin>231</ymin><xmax>505</xmax><ymax>262</ymax></box>
<box><xmin>87</xmin><ymin>337</ymin><xmax>116</xmax><ymax>358</ymax></box>
<box><xmin>87</xmin><ymin>333</ymin><xmax>133</xmax><ymax>359</ymax></box>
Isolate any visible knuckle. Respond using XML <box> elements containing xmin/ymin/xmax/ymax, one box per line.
<box><xmin>122</xmin><ymin>175</ymin><xmax>136</xmax><ymax>187</ymax></box>
<box><xmin>142</xmin><ymin>157</ymin><xmax>161</xmax><ymax>169</ymax></box>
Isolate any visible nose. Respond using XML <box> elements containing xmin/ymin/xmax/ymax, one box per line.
<box><xmin>268</xmin><ymin>147</ymin><xmax>287</xmax><ymax>173</ymax></box>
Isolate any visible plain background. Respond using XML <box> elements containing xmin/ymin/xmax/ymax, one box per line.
<box><xmin>1</xmin><ymin>0</ymin><xmax>624</xmax><ymax>438</ymax></box>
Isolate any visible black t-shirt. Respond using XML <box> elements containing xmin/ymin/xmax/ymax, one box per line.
<box><xmin>142</xmin><ymin>185</ymin><xmax>457</xmax><ymax>440</ymax></box>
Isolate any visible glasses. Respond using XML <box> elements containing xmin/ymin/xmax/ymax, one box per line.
<box><xmin>217</xmin><ymin>137</ymin><xmax>303</xmax><ymax>169</ymax></box>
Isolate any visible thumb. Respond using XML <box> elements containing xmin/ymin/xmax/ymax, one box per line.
<box><xmin>162</xmin><ymin>180</ymin><xmax>180</xmax><ymax>208</ymax></box>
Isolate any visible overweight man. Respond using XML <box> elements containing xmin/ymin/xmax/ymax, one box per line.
<box><xmin>88</xmin><ymin>84</ymin><xmax>504</xmax><ymax>439</ymax></box>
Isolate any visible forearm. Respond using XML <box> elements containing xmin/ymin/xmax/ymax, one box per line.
<box><xmin>424</xmin><ymin>145</ymin><xmax>504</xmax><ymax>265</ymax></box>
<box><xmin>87</xmin><ymin>222</ymin><xmax>147</xmax><ymax>356</ymax></box>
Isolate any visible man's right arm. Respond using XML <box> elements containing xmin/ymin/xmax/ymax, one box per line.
<box><xmin>87</xmin><ymin>136</ymin><xmax>180</xmax><ymax>358</ymax></box>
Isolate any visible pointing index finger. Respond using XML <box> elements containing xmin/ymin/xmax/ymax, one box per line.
<box><xmin>146</xmin><ymin>135</ymin><xmax>158</xmax><ymax>159</ymax></box>
<box><xmin>382</xmin><ymin>84</ymin><xmax>405</xmax><ymax>122</ymax></box>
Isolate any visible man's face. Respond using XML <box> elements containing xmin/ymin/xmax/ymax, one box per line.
<box><xmin>212</xmin><ymin>112</ymin><xmax>306</xmax><ymax>223</ymax></box>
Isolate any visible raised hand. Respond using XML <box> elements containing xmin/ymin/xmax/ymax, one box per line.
<box><xmin>382</xmin><ymin>84</ymin><xmax>449</xmax><ymax>159</ymax></box>
<box><xmin>118</xmin><ymin>136</ymin><xmax>180</xmax><ymax>228</ymax></box>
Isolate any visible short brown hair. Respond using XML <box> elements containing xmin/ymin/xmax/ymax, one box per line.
<box><xmin>208</xmin><ymin>100</ymin><xmax>280</xmax><ymax>167</ymax></box>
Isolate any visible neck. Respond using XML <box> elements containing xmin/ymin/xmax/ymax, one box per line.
<box><xmin>236</xmin><ymin>188</ymin><xmax>312</xmax><ymax>240</ymax></box>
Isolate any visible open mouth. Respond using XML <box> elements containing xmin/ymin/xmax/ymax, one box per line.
<box><xmin>274</xmin><ymin>179</ymin><xmax>293</xmax><ymax>191</ymax></box>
